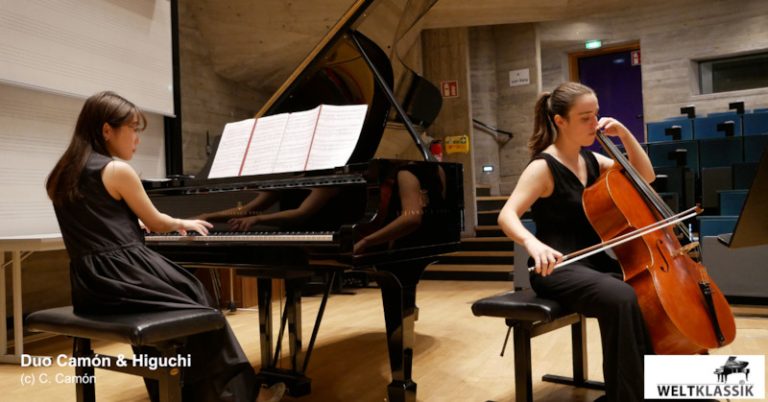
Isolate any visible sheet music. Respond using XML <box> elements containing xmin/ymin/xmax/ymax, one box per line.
<box><xmin>272</xmin><ymin>107</ymin><xmax>321</xmax><ymax>173</ymax></box>
<box><xmin>240</xmin><ymin>114</ymin><xmax>290</xmax><ymax>175</ymax></box>
<box><xmin>207</xmin><ymin>104</ymin><xmax>367</xmax><ymax>177</ymax></box>
<box><xmin>207</xmin><ymin>119</ymin><xmax>256</xmax><ymax>178</ymax></box>
<box><xmin>305</xmin><ymin>104</ymin><xmax>368</xmax><ymax>171</ymax></box>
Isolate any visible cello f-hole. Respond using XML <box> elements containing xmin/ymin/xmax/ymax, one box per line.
<box><xmin>656</xmin><ymin>239</ymin><xmax>670</xmax><ymax>272</ymax></box>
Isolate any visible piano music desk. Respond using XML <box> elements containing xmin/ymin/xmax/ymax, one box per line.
<box><xmin>0</xmin><ymin>233</ymin><xmax>65</xmax><ymax>363</ymax></box>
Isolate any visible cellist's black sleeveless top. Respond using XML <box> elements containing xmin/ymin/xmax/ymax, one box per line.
<box><xmin>530</xmin><ymin>149</ymin><xmax>619</xmax><ymax>272</ymax></box>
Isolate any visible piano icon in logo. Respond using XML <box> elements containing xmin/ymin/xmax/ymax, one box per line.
<box><xmin>714</xmin><ymin>356</ymin><xmax>750</xmax><ymax>383</ymax></box>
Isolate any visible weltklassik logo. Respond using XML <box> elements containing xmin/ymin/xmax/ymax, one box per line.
<box><xmin>645</xmin><ymin>355</ymin><xmax>765</xmax><ymax>399</ymax></box>
<box><xmin>714</xmin><ymin>356</ymin><xmax>750</xmax><ymax>383</ymax></box>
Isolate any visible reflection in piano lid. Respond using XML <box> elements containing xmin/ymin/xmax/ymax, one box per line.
<box><xmin>146</xmin><ymin>1</ymin><xmax>461</xmax><ymax>401</ymax></box>
<box><xmin>145</xmin><ymin>159</ymin><xmax>463</xmax><ymax>265</ymax></box>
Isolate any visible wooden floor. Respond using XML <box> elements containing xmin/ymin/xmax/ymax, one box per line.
<box><xmin>2</xmin><ymin>280</ymin><xmax>767</xmax><ymax>402</ymax></box>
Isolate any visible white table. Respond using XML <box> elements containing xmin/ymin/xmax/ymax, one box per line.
<box><xmin>0</xmin><ymin>233</ymin><xmax>64</xmax><ymax>363</ymax></box>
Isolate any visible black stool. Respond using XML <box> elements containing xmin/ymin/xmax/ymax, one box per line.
<box><xmin>472</xmin><ymin>289</ymin><xmax>604</xmax><ymax>402</ymax></box>
<box><xmin>26</xmin><ymin>306</ymin><xmax>226</xmax><ymax>402</ymax></box>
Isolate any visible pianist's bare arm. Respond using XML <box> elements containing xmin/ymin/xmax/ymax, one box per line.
<box><xmin>101</xmin><ymin>160</ymin><xmax>213</xmax><ymax>235</ymax></box>
<box><xmin>353</xmin><ymin>170</ymin><xmax>423</xmax><ymax>254</ymax></box>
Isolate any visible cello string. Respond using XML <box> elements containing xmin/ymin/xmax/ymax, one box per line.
<box><xmin>597</xmin><ymin>131</ymin><xmax>669</xmax><ymax>215</ymax></box>
<box><xmin>605</xmin><ymin>131</ymin><xmax>699</xmax><ymax>245</ymax></box>
<box><xmin>596</xmin><ymin>130</ymin><xmax>692</xmax><ymax>239</ymax></box>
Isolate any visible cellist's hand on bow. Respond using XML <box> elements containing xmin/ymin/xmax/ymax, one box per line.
<box><xmin>524</xmin><ymin>238</ymin><xmax>563</xmax><ymax>277</ymax></box>
<box><xmin>598</xmin><ymin>117</ymin><xmax>631</xmax><ymax>139</ymax></box>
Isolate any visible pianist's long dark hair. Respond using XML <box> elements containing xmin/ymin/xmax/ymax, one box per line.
<box><xmin>46</xmin><ymin>91</ymin><xmax>146</xmax><ymax>205</ymax></box>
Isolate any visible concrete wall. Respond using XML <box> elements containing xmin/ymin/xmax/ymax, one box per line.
<box><xmin>178</xmin><ymin>1</ymin><xmax>269</xmax><ymax>175</ymax></box>
<box><xmin>468</xmin><ymin>24</ymin><xmax>541</xmax><ymax>195</ymax></box>
<box><xmin>472</xmin><ymin>0</ymin><xmax>768</xmax><ymax>193</ymax></box>
<box><xmin>469</xmin><ymin>27</ymin><xmax>501</xmax><ymax>195</ymax></box>
<box><xmin>491</xmin><ymin>24</ymin><xmax>541</xmax><ymax>195</ymax></box>
<box><xmin>538</xmin><ymin>0</ymin><xmax>768</xmax><ymax>121</ymax></box>
<box><xmin>423</xmin><ymin>28</ymin><xmax>477</xmax><ymax>235</ymax></box>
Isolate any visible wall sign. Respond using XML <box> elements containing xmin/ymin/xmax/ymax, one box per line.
<box><xmin>508</xmin><ymin>68</ymin><xmax>530</xmax><ymax>87</ymax></box>
<box><xmin>445</xmin><ymin>135</ymin><xmax>469</xmax><ymax>154</ymax></box>
<box><xmin>440</xmin><ymin>80</ymin><xmax>459</xmax><ymax>98</ymax></box>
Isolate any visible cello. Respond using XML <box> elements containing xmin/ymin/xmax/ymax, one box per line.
<box><xmin>580</xmin><ymin>130</ymin><xmax>737</xmax><ymax>355</ymax></box>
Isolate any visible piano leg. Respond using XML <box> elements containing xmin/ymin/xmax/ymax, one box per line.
<box><xmin>285</xmin><ymin>277</ymin><xmax>305</xmax><ymax>372</ymax></box>
<box><xmin>254</xmin><ymin>275</ymin><xmax>312</xmax><ymax>396</ymax></box>
<box><xmin>257</xmin><ymin>277</ymin><xmax>274</xmax><ymax>367</ymax></box>
<box><xmin>371</xmin><ymin>260</ymin><xmax>428</xmax><ymax>402</ymax></box>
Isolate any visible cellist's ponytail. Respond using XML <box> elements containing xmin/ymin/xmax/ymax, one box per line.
<box><xmin>528</xmin><ymin>92</ymin><xmax>555</xmax><ymax>157</ymax></box>
<box><xmin>528</xmin><ymin>82</ymin><xmax>595</xmax><ymax>157</ymax></box>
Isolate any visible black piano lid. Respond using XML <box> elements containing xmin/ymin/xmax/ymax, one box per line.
<box><xmin>250</xmin><ymin>0</ymin><xmax>440</xmax><ymax>168</ymax></box>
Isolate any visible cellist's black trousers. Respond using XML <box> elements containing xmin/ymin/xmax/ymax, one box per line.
<box><xmin>530</xmin><ymin>263</ymin><xmax>654</xmax><ymax>402</ymax></box>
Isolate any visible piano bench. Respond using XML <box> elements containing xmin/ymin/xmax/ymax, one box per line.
<box><xmin>26</xmin><ymin>306</ymin><xmax>226</xmax><ymax>402</ymax></box>
<box><xmin>471</xmin><ymin>289</ymin><xmax>604</xmax><ymax>402</ymax></box>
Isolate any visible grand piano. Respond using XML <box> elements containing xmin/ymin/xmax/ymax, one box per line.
<box><xmin>144</xmin><ymin>1</ymin><xmax>462</xmax><ymax>401</ymax></box>
<box><xmin>714</xmin><ymin>356</ymin><xmax>750</xmax><ymax>383</ymax></box>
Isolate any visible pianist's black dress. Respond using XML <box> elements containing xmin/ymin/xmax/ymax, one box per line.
<box><xmin>53</xmin><ymin>152</ymin><xmax>258</xmax><ymax>402</ymax></box>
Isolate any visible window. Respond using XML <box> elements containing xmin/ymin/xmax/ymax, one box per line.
<box><xmin>699</xmin><ymin>52</ymin><xmax>768</xmax><ymax>94</ymax></box>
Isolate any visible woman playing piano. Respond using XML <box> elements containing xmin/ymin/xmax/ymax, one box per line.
<box><xmin>496</xmin><ymin>82</ymin><xmax>655</xmax><ymax>402</ymax></box>
<box><xmin>45</xmin><ymin>91</ymin><xmax>284</xmax><ymax>402</ymax></box>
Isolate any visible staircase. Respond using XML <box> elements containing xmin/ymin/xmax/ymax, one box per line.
<box><xmin>424</xmin><ymin>185</ymin><xmax>515</xmax><ymax>281</ymax></box>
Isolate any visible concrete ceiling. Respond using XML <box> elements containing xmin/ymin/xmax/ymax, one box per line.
<box><xmin>188</xmin><ymin>0</ymin><xmax>676</xmax><ymax>93</ymax></box>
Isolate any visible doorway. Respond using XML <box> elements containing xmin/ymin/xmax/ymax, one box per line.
<box><xmin>570</xmin><ymin>42</ymin><xmax>644</xmax><ymax>145</ymax></box>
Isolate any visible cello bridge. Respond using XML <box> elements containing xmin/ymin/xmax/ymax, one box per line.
<box><xmin>674</xmin><ymin>241</ymin><xmax>700</xmax><ymax>258</ymax></box>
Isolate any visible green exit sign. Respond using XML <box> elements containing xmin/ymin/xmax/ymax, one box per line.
<box><xmin>585</xmin><ymin>40</ymin><xmax>602</xmax><ymax>50</ymax></box>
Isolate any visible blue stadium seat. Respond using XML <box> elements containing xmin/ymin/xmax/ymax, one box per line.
<box><xmin>515</xmin><ymin>219</ymin><xmax>537</xmax><ymax>289</ymax></box>
<box><xmin>693</xmin><ymin>112</ymin><xmax>742</xmax><ymax>139</ymax></box>
<box><xmin>657</xmin><ymin>192</ymin><xmax>680</xmax><ymax>213</ymax></box>
<box><xmin>732</xmin><ymin>162</ymin><xmax>759</xmax><ymax>189</ymax></box>
<box><xmin>521</xmin><ymin>219</ymin><xmax>536</xmax><ymax>234</ymax></box>
<box><xmin>646</xmin><ymin>140</ymin><xmax>698</xmax><ymax>170</ymax></box>
<box><xmin>700</xmin><ymin>167</ymin><xmax>732</xmax><ymax>211</ymax></box>
<box><xmin>653</xmin><ymin>166</ymin><xmax>695</xmax><ymax>211</ymax></box>
<box><xmin>718</xmin><ymin>189</ymin><xmax>748</xmax><ymax>215</ymax></box>
<box><xmin>699</xmin><ymin>137</ymin><xmax>743</xmax><ymax>168</ymax></box>
<box><xmin>697</xmin><ymin>216</ymin><xmax>738</xmax><ymax>237</ymax></box>
<box><xmin>646</xmin><ymin>117</ymin><xmax>693</xmax><ymax>143</ymax></box>
<box><xmin>744</xmin><ymin>134</ymin><xmax>768</xmax><ymax>163</ymax></box>
<box><xmin>743</xmin><ymin>112</ymin><xmax>768</xmax><ymax>135</ymax></box>
<box><xmin>706</xmin><ymin>111</ymin><xmax>738</xmax><ymax>118</ymax></box>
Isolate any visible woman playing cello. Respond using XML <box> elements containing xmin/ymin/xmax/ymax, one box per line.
<box><xmin>497</xmin><ymin>82</ymin><xmax>655</xmax><ymax>402</ymax></box>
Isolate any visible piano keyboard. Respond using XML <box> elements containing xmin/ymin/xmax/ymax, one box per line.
<box><xmin>145</xmin><ymin>231</ymin><xmax>336</xmax><ymax>243</ymax></box>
